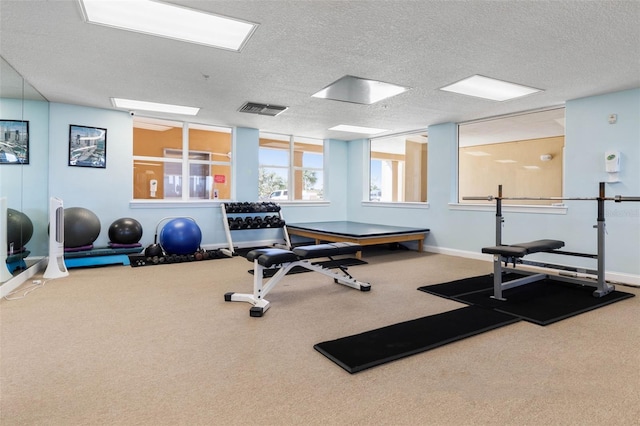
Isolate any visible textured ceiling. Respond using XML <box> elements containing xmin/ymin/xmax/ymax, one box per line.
<box><xmin>1</xmin><ymin>0</ymin><xmax>638</xmax><ymax>141</ymax></box>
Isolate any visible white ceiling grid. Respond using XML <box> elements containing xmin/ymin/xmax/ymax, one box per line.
<box><xmin>0</xmin><ymin>0</ymin><xmax>638</xmax><ymax>140</ymax></box>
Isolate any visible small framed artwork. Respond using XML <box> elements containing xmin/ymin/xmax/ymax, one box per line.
<box><xmin>0</xmin><ymin>120</ymin><xmax>29</xmax><ymax>164</ymax></box>
<box><xmin>69</xmin><ymin>124</ymin><xmax>107</xmax><ymax>168</ymax></box>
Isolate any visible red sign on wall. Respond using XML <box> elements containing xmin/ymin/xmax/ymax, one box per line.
<box><xmin>214</xmin><ymin>174</ymin><xmax>226</xmax><ymax>183</ymax></box>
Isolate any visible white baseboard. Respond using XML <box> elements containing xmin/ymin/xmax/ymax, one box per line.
<box><xmin>423</xmin><ymin>244</ymin><xmax>640</xmax><ymax>287</ymax></box>
<box><xmin>423</xmin><ymin>245</ymin><xmax>490</xmax><ymax>262</ymax></box>
<box><xmin>0</xmin><ymin>257</ymin><xmax>47</xmax><ymax>298</ymax></box>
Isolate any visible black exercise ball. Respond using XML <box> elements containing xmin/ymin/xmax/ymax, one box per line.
<box><xmin>108</xmin><ymin>217</ymin><xmax>143</xmax><ymax>245</ymax></box>
<box><xmin>144</xmin><ymin>243</ymin><xmax>163</xmax><ymax>257</ymax></box>
<box><xmin>7</xmin><ymin>208</ymin><xmax>34</xmax><ymax>251</ymax></box>
<box><xmin>64</xmin><ymin>207</ymin><xmax>101</xmax><ymax>248</ymax></box>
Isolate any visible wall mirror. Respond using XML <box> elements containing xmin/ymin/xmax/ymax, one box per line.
<box><xmin>0</xmin><ymin>56</ymin><xmax>49</xmax><ymax>284</ymax></box>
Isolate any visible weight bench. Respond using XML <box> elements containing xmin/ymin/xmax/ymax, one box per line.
<box><xmin>468</xmin><ymin>183</ymin><xmax>639</xmax><ymax>300</ymax></box>
<box><xmin>482</xmin><ymin>239</ymin><xmax>566</xmax><ymax>300</ymax></box>
<box><xmin>224</xmin><ymin>242</ymin><xmax>371</xmax><ymax>317</ymax></box>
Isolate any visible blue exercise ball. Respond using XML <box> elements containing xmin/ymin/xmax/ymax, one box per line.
<box><xmin>159</xmin><ymin>218</ymin><xmax>202</xmax><ymax>255</ymax></box>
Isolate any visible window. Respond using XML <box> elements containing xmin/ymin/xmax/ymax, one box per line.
<box><xmin>133</xmin><ymin>118</ymin><xmax>232</xmax><ymax>200</ymax></box>
<box><xmin>458</xmin><ymin>108</ymin><xmax>565</xmax><ymax>205</ymax></box>
<box><xmin>369</xmin><ymin>131</ymin><xmax>428</xmax><ymax>202</ymax></box>
<box><xmin>259</xmin><ymin>133</ymin><xmax>324</xmax><ymax>201</ymax></box>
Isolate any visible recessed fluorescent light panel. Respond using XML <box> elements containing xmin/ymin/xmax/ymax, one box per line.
<box><xmin>440</xmin><ymin>75</ymin><xmax>542</xmax><ymax>101</ymax></box>
<box><xmin>78</xmin><ymin>0</ymin><xmax>258</xmax><ymax>51</ymax></box>
<box><xmin>313</xmin><ymin>75</ymin><xmax>409</xmax><ymax>105</ymax></box>
<box><xmin>329</xmin><ymin>125</ymin><xmax>388</xmax><ymax>135</ymax></box>
<box><xmin>112</xmin><ymin>98</ymin><xmax>200</xmax><ymax>115</ymax></box>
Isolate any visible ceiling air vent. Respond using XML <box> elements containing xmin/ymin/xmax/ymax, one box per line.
<box><xmin>238</xmin><ymin>102</ymin><xmax>288</xmax><ymax>116</ymax></box>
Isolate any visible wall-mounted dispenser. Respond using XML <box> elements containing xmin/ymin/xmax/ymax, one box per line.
<box><xmin>605</xmin><ymin>150</ymin><xmax>621</xmax><ymax>183</ymax></box>
<box><xmin>150</xmin><ymin>179</ymin><xmax>158</xmax><ymax>197</ymax></box>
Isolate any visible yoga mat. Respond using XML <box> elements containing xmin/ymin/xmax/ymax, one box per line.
<box><xmin>314</xmin><ymin>306</ymin><xmax>519</xmax><ymax>374</ymax></box>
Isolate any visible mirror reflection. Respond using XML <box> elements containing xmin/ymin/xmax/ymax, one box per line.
<box><xmin>0</xmin><ymin>56</ymin><xmax>49</xmax><ymax>282</ymax></box>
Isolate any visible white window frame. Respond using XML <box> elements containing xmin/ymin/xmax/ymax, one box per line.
<box><xmin>131</xmin><ymin>119</ymin><xmax>232</xmax><ymax>207</ymax></box>
<box><xmin>454</xmin><ymin>106</ymin><xmax>567</xmax><ymax>215</ymax></box>
<box><xmin>259</xmin><ymin>132</ymin><xmax>326</xmax><ymax>203</ymax></box>
<box><xmin>364</xmin><ymin>129</ymin><xmax>429</xmax><ymax>208</ymax></box>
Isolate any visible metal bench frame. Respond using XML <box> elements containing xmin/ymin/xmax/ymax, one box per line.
<box><xmin>224</xmin><ymin>243</ymin><xmax>370</xmax><ymax>317</ymax></box>
<box><xmin>474</xmin><ymin>183</ymin><xmax>627</xmax><ymax>300</ymax></box>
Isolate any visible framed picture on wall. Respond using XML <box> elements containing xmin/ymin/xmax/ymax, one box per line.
<box><xmin>0</xmin><ymin>120</ymin><xmax>29</xmax><ymax>164</ymax></box>
<box><xmin>68</xmin><ymin>124</ymin><xmax>107</xmax><ymax>168</ymax></box>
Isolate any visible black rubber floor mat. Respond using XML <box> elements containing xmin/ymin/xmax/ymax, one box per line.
<box><xmin>314</xmin><ymin>306</ymin><xmax>519</xmax><ymax>374</ymax></box>
<box><xmin>453</xmin><ymin>279</ymin><xmax>634</xmax><ymax>325</ymax></box>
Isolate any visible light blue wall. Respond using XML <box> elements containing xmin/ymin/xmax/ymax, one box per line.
<box><xmin>49</xmin><ymin>103</ymin><xmax>137</xmax><ymax>248</ymax></box>
<box><xmin>564</xmin><ymin>88</ymin><xmax>640</xmax><ymax>274</ymax></box>
<box><xmin>490</xmin><ymin>89</ymin><xmax>639</xmax><ymax>276</ymax></box>
<box><xmin>43</xmin><ymin>88</ymin><xmax>639</xmax><ymax>278</ymax></box>
<box><xmin>0</xmin><ymin>98</ymin><xmax>50</xmax><ymax>256</ymax></box>
<box><xmin>233</xmin><ymin>127</ymin><xmax>259</xmax><ymax>202</ymax></box>
<box><xmin>45</xmin><ymin>108</ymin><xmax>348</xmax><ymax>249</ymax></box>
<box><xmin>347</xmin><ymin>122</ymin><xmax>495</xmax><ymax>252</ymax></box>
<box><xmin>282</xmin><ymin>138</ymin><xmax>349</xmax><ymax>223</ymax></box>
<box><xmin>346</xmin><ymin>88</ymin><xmax>640</xmax><ymax>279</ymax></box>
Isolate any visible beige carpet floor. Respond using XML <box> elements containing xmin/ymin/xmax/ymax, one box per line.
<box><xmin>1</xmin><ymin>248</ymin><xmax>639</xmax><ymax>425</ymax></box>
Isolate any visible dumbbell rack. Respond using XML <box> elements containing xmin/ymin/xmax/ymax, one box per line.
<box><xmin>220</xmin><ymin>202</ymin><xmax>291</xmax><ymax>257</ymax></box>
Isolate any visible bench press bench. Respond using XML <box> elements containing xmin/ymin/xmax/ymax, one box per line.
<box><xmin>483</xmin><ymin>239</ymin><xmax>566</xmax><ymax>300</ymax></box>
<box><xmin>482</xmin><ymin>233</ymin><xmax>618</xmax><ymax>301</ymax></box>
<box><xmin>224</xmin><ymin>242</ymin><xmax>370</xmax><ymax>317</ymax></box>
<box><xmin>463</xmin><ymin>182</ymin><xmax>640</xmax><ymax>300</ymax></box>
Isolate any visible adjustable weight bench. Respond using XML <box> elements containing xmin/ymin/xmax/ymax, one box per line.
<box><xmin>224</xmin><ymin>242</ymin><xmax>371</xmax><ymax>317</ymax></box>
<box><xmin>483</xmin><ymin>239</ymin><xmax>565</xmax><ymax>300</ymax></box>
<box><xmin>467</xmin><ymin>183</ymin><xmax>640</xmax><ymax>300</ymax></box>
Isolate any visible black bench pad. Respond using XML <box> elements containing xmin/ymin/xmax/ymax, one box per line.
<box><xmin>293</xmin><ymin>242</ymin><xmax>361</xmax><ymax>258</ymax></box>
<box><xmin>482</xmin><ymin>239</ymin><xmax>565</xmax><ymax>258</ymax></box>
<box><xmin>247</xmin><ymin>248</ymin><xmax>298</xmax><ymax>266</ymax></box>
<box><xmin>247</xmin><ymin>242</ymin><xmax>362</xmax><ymax>267</ymax></box>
